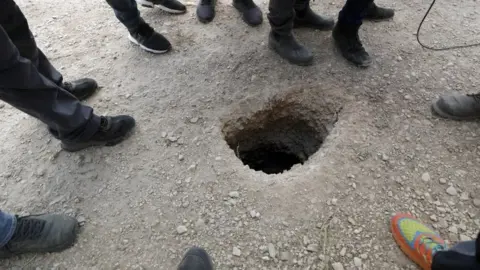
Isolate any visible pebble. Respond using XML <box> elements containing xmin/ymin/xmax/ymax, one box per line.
<box><xmin>460</xmin><ymin>192</ymin><xmax>470</xmax><ymax>201</ymax></box>
<box><xmin>178</xmin><ymin>155</ymin><xmax>184</xmax><ymax>161</ymax></box>
<box><xmin>268</xmin><ymin>243</ymin><xmax>276</xmax><ymax>258</ymax></box>
<box><xmin>189</xmin><ymin>117</ymin><xmax>199</xmax><ymax>123</ymax></box>
<box><xmin>460</xmin><ymin>234</ymin><xmax>472</xmax><ymax>241</ymax></box>
<box><xmin>446</xmin><ymin>186</ymin><xmax>458</xmax><ymax>196</ymax></box>
<box><xmin>176</xmin><ymin>225</ymin><xmax>188</xmax><ymax>235</ymax></box>
<box><xmin>448</xmin><ymin>226</ymin><xmax>458</xmax><ymax>234</ymax></box>
<box><xmin>232</xmin><ymin>247</ymin><xmax>241</xmax><ymax>256</ymax></box>
<box><xmin>340</xmin><ymin>247</ymin><xmax>347</xmax><ymax>256</ymax></box>
<box><xmin>229</xmin><ymin>191</ymin><xmax>240</xmax><ymax>198</ymax></box>
<box><xmin>422</xmin><ymin>172</ymin><xmax>430</xmax><ymax>182</ymax></box>
<box><xmin>195</xmin><ymin>219</ymin><xmax>205</xmax><ymax>229</ymax></box>
<box><xmin>439</xmin><ymin>178</ymin><xmax>447</xmax><ymax>184</ymax></box>
<box><xmin>280</xmin><ymin>251</ymin><xmax>291</xmax><ymax>261</ymax></box>
<box><xmin>354</xmin><ymin>257</ymin><xmax>362</xmax><ymax>267</ymax></box>
<box><xmin>306</xmin><ymin>244</ymin><xmax>318</xmax><ymax>252</ymax></box>
<box><xmin>348</xmin><ymin>217</ymin><xmax>356</xmax><ymax>225</ymax></box>
<box><xmin>249</xmin><ymin>210</ymin><xmax>260</xmax><ymax>218</ymax></box>
<box><xmin>332</xmin><ymin>262</ymin><xmax>345</xmax><ymax>270</ymax></box>
<box><xmin>430</xmin><ymin>215</ymin><xmax>437</xmax><ymax>222</ymax></box>
<box><xmin>331</xmin><ymin>198</ymin><xmax>338</xmax><ymax>205</ymax></box>
<box><xmin>473</xmin><ymin>199</ymin><xmax>480</xmax><ymax>208</ymax></box>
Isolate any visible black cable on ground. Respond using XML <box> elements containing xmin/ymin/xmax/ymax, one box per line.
<box><xmin>417</xmin><ymin>0</ymin><xmax>480</xmax><ymax>51</ymax></box>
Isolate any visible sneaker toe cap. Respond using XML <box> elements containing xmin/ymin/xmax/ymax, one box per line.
<box><xmin>243</xmin><ymin>7</ymin><xmax>263</xmax><ymax>25</ymax></box>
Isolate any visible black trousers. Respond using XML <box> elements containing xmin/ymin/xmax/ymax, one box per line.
<box><xmin>432</xmin><ymin>232</ymin><xmax>480</xmax><ymax>270</ymax></box>
<box><xmin>268</xmin><ymin>0</ymin><xmax>374</xmax><ymax>34</ymax></box>
<box><xmin>105</xmin><ymin>0</ymin><xmax>144</xmax><ymax>33</ymax></box>
<box><xmin>0</xmin><ymin>0</ymin><xmax>100</xmax><ymax>142</ymax></box>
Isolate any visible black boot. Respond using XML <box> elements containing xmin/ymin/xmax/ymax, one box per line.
<box><xmin>432</xmin><ymin>93</ymin><xmax>480</xmax><ymax>120</ymax></box>
<box><xmin>61</xmin><ymin>115</ymin><xmax>136</xmax><ymax>152</ymax></box>
<box><xmin>196</xmin><ymin>0</ymin><xmax>215</xmax><ymax>23</ymax></box>
<box><xmin>62</xmin><ymin>78</ymin><xmax>98</xmax><ymax>101</ymax></box>
<box><xmin>364</xmin><ymin>2</ymin><xmax>394</xmax><ymax>21</ymax></box>
<box><xmin>332</xmin><ymin>23</ymin><xmax>371</xmax><ymax>67</ymax></box>
<box><xmin>0</xmin><ymin>214</ymin><xmax>78</xmax><ymax>258</ymax></box>
<box><xmin>293</xmin><ymin>0</ymin><xmax>334</xmax><ymax>30</ymax></box>
<box><xmin>178</xmin><ymin>247</ymin><xmax>214</xmax><ymax>270</ymax></box>
<box><xmin>268</xmin><ymin>31</ymin><xmax>313</xmax><ymax>66</ymax></box>
<box><xmin>233</xmin><ymin>0</ymin><xmax>263</xmax><ymax>26</ymax></box>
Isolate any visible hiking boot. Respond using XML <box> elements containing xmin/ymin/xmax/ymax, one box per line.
<box><xmin>136</xmin><ymin>0</ymin><xmax>187</xmax><ymax>13</ymax></box>
<box><xmin>432</xmin><ymin>93</ymin><xmax>480</xmax><ymax>120</ymax></box>
<box><xmin>364</xmin><ymin>2</ymin><xmax>394</xmax><ymax>21</ymax></box>
<box><xmin>391</xmin><ymin>213</ymin><xmax>447</xmax><ymax>270</ymax></box>
<box><xmin>332</xmin><ymin>23</ymin><xmax>371</xmax><ymax>67</ymax></box>
<box><xmin>61</xmin><ymin>115</ymin><xmax>136</xmax><ymax>152</ymax></box>
<box><xmin>0</xmin><ymin>214</ymin><xmax>79</xmax><ymax>258</ymax></box>
<box><xmin>233</xmin><ymin>0</ymin><xmax>263</xmax><ymax>26</ymax></box>
<box><xmin>62</xmin><ymin>78</ymin><xmax>98</xmax><ymax>101</ymax></box>
<box><xmin>293</xmin><ymin>7</ymin><xmax>334</xmax><ymax>30</ymax></box>
<box><xmin>197</xmin><ymin>0</ymin><xmax>215</xmax><ymax>23</ymax></box>
<box><xmin>129</xmin><ymin>23</ymin><xmax>171</xmax><ymax>54</ymax></box>
<box><xmin>178</xmin><ymin>247</ymin><xmax>214</xmax><ymax>270</ymax></box>
<box><xmin>269</xmin><ymin>31</ymin><xmax>313</xmax><ymax>66</ymax></box>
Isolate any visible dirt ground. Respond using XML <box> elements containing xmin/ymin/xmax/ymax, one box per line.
<box><xmin>1</xmin><ymin>0</ymin><xmax>480</xmax><ymax>269</ymax></box>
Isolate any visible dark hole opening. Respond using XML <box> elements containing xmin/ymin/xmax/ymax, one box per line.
<box><xmin>239</xmin><ymin>143</ymin><xmax>304</xmax><ymax>174</ymax></box>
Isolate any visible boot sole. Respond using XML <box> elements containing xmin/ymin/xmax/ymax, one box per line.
<box><xmin>431</xmin><ymin>101</ymin><xmax>480</xmax><ymax>121</ymax></box>
<box><xmin>61</xmin><ymin>136</ymin><xmax>128</xmax><ymax>152</ymax></box>
<box><xmin>128</xmin><ymin>35</ymin><xmax>171</xmax><ymax>54</ymax></box>
<box><xmin>136</xmin><ymin>0</ymin><xmax>187</xmax><ymax>14</ymax></box>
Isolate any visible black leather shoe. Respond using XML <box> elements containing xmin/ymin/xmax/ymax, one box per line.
<box><xmin>294</xmin><ymin>7</ymin><xmax>334</xmax><ymax>30</ymax></box>
<box><xmin>268</xmin><ymin>31</ymin><xmax>313</xmax><ymax>66</ymax></box>
<box><xmin>332</xmin><ymin>23</ymin><xmax>371</xmax><ymax>67</ymax></box>
<box><xmin>178</xmin><ymin>247</ymin><xmax>214</xmax><ymax>270</ymax></box>
<box><xmin>0</xmin><ymin>214</ymin><xmax>78</xmax><ymax>258</ymax></box>
<box><xmin>136</xmin><ymin>0</ymin><xmax>187</xmax><ymax>14</ymax></box>
<box><xmin>432</xmin><ymin>93</ymin><xmax>480</xmax><ymax>120</ymax></box>
<box><xmin>364</xmin><ymin>2</ymin><xmax>394</xmax><ymax>21</ymax></box>
<box><xmin>62</xmin><ymin>78</ymin><xmax>98</xmax><ymax>100</ymax></box>
<box><xmin>233</xmin><ymin>0</ymin><xmax>263</xmax><ymax>26</ymax></box>
<box><xmin>61</xmin><ymin>115</ymin><xmax>136</xmax><ymax>152</ymax></box>
<box><xmin>197</xmin><ymin>0</ymin><xmax>215</xmax><ymax>23</ymax></box>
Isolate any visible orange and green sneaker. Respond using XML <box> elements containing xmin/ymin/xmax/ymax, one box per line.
<box><xmin>391</xmin><ymin>213</ymin><xmax>448</xmax><ymax>270</ymax></box>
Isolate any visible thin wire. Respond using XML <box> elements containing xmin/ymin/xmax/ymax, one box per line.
<box><xmin>417</xmin><ymin>0</ymin><xmax>480</xmax><ymax>51</ymax></box>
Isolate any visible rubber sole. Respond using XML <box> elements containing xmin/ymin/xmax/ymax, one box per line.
<box><xmin>128</xmin><ymin>34</ymin><xmax>170</xmax><ymax>54</ymax></box>
<box><xmin>391</xmin><ymin>214</ymin><xmax>430</xmax><ymax>270</ymax></box>
<box><xmin>136</xmin><ymin>0</ymin><xmax>187</xmax><ymax>14</ymax></box>
<box><xmin>268</xmin><ymin>42</ymin><xmax>313</xmax><ymax>66</ymax></box>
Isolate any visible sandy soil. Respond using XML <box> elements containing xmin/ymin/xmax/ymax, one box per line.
<box><xmin>1</xmin><ymin>0</ymin><xmax>480</xmax><ymax>269</ymax></box>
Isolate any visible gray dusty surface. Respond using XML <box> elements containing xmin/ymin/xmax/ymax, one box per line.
<box><xmin>1</xmin><ymin>0</ymin><xmax>480</xmax><ymax>269</ymax></box>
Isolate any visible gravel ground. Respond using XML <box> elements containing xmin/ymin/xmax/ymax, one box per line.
<box><xmin>1</xmin><ymin>0</ymin><xmax>480</xmax><ymax>269</ymax></box>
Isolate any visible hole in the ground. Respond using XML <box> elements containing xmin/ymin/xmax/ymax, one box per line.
<box><xmin>222</xmin><ymin>94</ymin><xmax>340</xmax><ymax>174</ymax></box>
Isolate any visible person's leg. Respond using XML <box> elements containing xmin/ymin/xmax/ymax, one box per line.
<box><xmin>432</xmin><ymin>234</ymin><xmax>480</xmax><ymax>270</ymax></box>
<box><xmin>0</xmin><ymin>212</ymin><xmax>79</xmax><ymax>258</ymax></box>
<box><xmin>0</xmin><ymin>25</ymin><xmax>135</xmax><ymax>151</ymax></box>
<box><xmin>333</xmin><ymin>0</ymin><xmax>372</xmax><ymax>67</ymax></box>
<box><xmin>293</xmin><ymin>0</ymin><xmax>334</xmax><ymax>30</ymax></box>
<box><xmin>267</xmin><ymin>0</ymin><xmax>313</xmax><ymax>66</ymax></box>
<box><xmin>0</xmin><ymin>211</ymin><xmax>16</xmax><ymax>249</ymax></box>
<box><xmin>177</xmin><ymin>247</ymin><xmax>214</xmax><ymax>270</ymax></box>
<box><xmin>105</xmin><ymin>0</ymin><xmax>172</xmax><ymax>54</ymax></box>
<box><xmin>135</xmin><ymin>0</ymin><xmax>186</xmax><ymax>14</ymax></box>
<box><xmin>0</xmin><ymin>0</ymin><xmax>97</xmax><ymax>101</ymax></box>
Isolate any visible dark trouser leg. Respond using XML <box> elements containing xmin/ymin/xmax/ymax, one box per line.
<box><xmin>105</xmin><ymin>0</ymin><xmax>144</xmax><ymax>33</ymax></box>
<box><xmin>0</xmin><ymin>25</ymin><xmax>100</xmax><ymax>142</ymax></box>
<box><xmin>338</xmin><ymin>0</ymin><xmax>373</xmax><ymax>26</ymax></box>
<box><xmin>267</xmin><ymin>0</ymin><xmax>295</xmax><ymax>35</ymax></box>
<box><xmin>432</xmin><ymin>232</ymin><xmax>480</xmax><ymax>270</ymax></box>
<box><xmin>0</xmin><ymin>0</ymin><xmax>63</xmax><ymax>86</ymax></box>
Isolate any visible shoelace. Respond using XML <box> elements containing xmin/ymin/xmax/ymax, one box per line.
<box><xmin>467</xmin><ymin>93</ymin><xmax>480</xmax><ymax>102</ymax></box>
<box><xmin>417</xmin><ymin>236</ymin><xmax>445</xmax><ymax>263</ymax></box>
<box><xmin>9</xmin><ymin>218</ymin><xmax>46</xmax><ymax>243</ymax></box>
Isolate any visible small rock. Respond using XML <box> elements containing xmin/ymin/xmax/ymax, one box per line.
<box><xmin>446</xmin><ymin>186</ymin><xmax>458</xmax><ymax>196</ymax></box>
<box><xmin>460</xmin><ymin>192</ymin><xmax>470</xmax><ymax>201</ymax></box>
<box><xmin>439</xmin><ymin>178</ymin><xmax>447</xmax><ymax>184</ymax></box>
<box><xmin>474</xmin><ymin>199</ymin><xmax>480</xmax><ymax>208</ymax></box>
<box><xmin>77</xmin><ymin>216</ymin><xmax>86</xmax><ymax>225</ymax></box>
<box><xmin>353</xmin><ymin>257</ymin><xmax>362</xmax><ymax>267</ymax></box>
<box><xmin>448</xmin><ymin>226</ymin><xmax>458</xmax><ymax>234</ymax></box>
<box><xmin>176</xmin><ymin>225</ymin><xmax>188</xmax><ymax>235</ymax></box>
<box><xmin>332</xmin><ymin>262</ymin><xmax>345</xmax><ymax>270</ymax></box>
<box><xmin>161</xmin><ymin>132</ymin><xmax>167</xmax><ymax>138</ymax></box>
<box><xmin>232</xmin><ymin>247</ymin><xmax>241</xmax><ymax>256</ymax></box>
<box><xmin>348</xmin><ymin>217</ymin><xmax>356</xmax><ymax>225</ymax></box>
<box><xmin>189</xmin><ymin>117</ymin><xmax>199</xmax><ymax>123</ymax></box>
<box><xmin>331</xmin><ymin>198</ymin><xmax>338</xmax><ymax>205</ymax></box>
<box><xmin>340</xmin><ymin>247</ymin><xmax>347</xmax><ymax>256</ymax></box>
<box><xmin>167</xmin><ymin>136</ymin><xmax>178</xmax><ymax>142</ymax></box>
<box><xmin>229</xmin><ymin>191</ymin><xmax>240</xmax><ymax>198</ymax></box>
<box><xmin>438</xmin><ymin>219</ymin><xmax>448</xmax><ymax>228</ymax></box>
<box><xmin>430</xmin><ymin>215</ymin><xmax>438</xmax><ymax>222</ymax></box>
<box><xmin>460</xmin><ymin>234</ymin><xmax>472</xmax><ymax>241</ymax></box>
<box><xmin>306</xmin><ymin>244</ymin><xmax>318</xmax><ymax>252</ymax></box>
<box><xmin>280</xmin><ymin>251</ymin><xmax>291</xmax><ymax>261</ymax></box>
<box><xmin>195</xmin><ymin>219</ymin><xmax>205</xmax><ymax>229</ymax></box>
<box><xmin>422</xmin><ymin>172</ymin><xmax>430</xmax><ymax>182</ymax></box>
<box><xmin>178</xmin><ymin>155</ymin><xmax>184</xmax><ymax>161</ymax></box>
<box><xmin>268</xmin><ymin>243</ymin><xmax>276</xmax><ymax>258</ymax></box>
